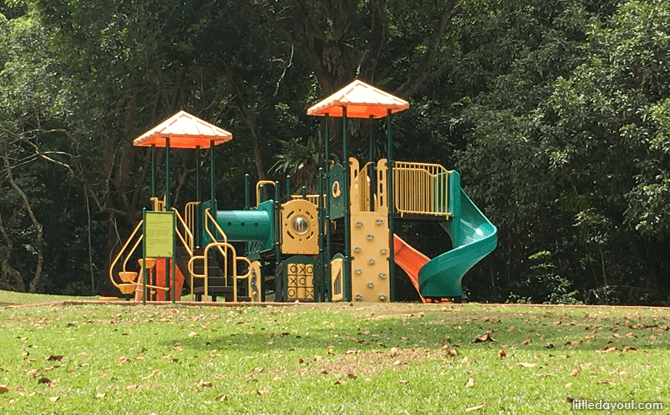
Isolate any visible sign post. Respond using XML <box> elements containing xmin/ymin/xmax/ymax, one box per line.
<box><xmin>142</xmin><ymin>208</ymin><xmax>175</xmax><ymax>304</ymax></box>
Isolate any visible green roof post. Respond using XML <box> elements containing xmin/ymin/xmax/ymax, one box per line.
<box><xmin>324</xmin><ymin>114</ymin><xmax>331</xmax><ymax>301</ymax></box>
<box><xmin>151</xmin><ymin>145</ymin><xmax>156</xmax><ymax>202</ymax></box>
<box><xmin>165</xmin><ymin>138</ymin><xmax>171</xmax><ymax>210</ymax></box>
<box><xmin>387</xmin><ymin>109</ymin><xmax>395</xmax><ymax>302</ymax></box>
<box><xmin>342</xmin><ymin>107</ymin><xmax>351</xmax><ymax>302</ymax></box>
<box><xmin>210</xmin><ymin>140</ymin><xmax>216</xmax><ymax>213</ymax></box>
<box><xmin>196</xmin><ymin>146</ymin><xmax>201</xmax><ymax>247</ymax></box>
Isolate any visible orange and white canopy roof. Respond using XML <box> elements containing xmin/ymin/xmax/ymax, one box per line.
<box><xmin>307</xmin><ymin>80</ymin><xmax>409</xmax><ymax>119</ymax></box>
<box><xmin>133</xmin><ymin>110</ymin><xmax>232</xmax><ymax>149</ymax></box>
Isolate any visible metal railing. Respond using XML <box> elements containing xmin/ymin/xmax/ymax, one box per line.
<box><xmin>184</xmin><ymin>201</ymin><xmax>200</xmax><ymax>246</ymax></box>
<box><xmin>353</xmin><ymin>161</ymin><xmax>374</xmax><ymax>212</ymax></box>
<box><xmin>173</xmin><ymin>208</ymin><xmax>194</xmax><ymax>258</ymax></box>
<box><xmin>393</xmin><ymin>161</ymin><xmax>451</xmax><ymax>217</ymax></box>
<box><xmin>108</xmin><ymin>220</ymin><xmax>168</xmax><ymax>296</ymax></box>
<box><xmin>150</xmin><ymin>195</ymin><xmax>166</xmax><ymax>212</ymax></box>
<box><xmin>255</xmin><ymin>180</ymin><xmax>276</xmax><ymax>207</ymax></box>
<box><xmin>290</xmin><ymin>194</ymin><xmax>324</xmax><ymax>206</ymax></box>
<box><xmin>108</xmin><ymin>221</ymin><xmax>144</xmax><ymax>294</ymax></box>
<box><xmin>187</xmin><ymin>241</ymin><xmax>252</xmax><ymax>302</ymax></box>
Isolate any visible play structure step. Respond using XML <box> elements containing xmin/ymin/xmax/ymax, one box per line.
<box><xmin>192</xmin><ymin>285</ymin><xmax>251</xmax><ymax>302</ymax></box>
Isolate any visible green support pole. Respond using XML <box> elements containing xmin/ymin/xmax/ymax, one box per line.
<box><xmin>286</xmin><ymin>175</ymin><xmax>292</xmax><ymax>201</ymax></box>
<box><xmin>324</xmin><ymin>115</ymin><xmax>331</xmax><ymax>302</ymax></box>
<box><xmin>165</xmin><ymin>138</ymin><xmax>171</xmax><ymax>210</ymax></box>
<box><xmin>196</xmin><ymin>146</ymin><xmax>201</xmax><ymax>247</ymax></box>
<box><xmin>171</xmin><ymin>210</ymin><xmax>176</xmax><ymax>303</ymax></box>
<box><xmin>151</xmin><ymin>145</ymin><xmax>156</xmax><ymax>201</ymax></box>
<box><xmin>210</xmin><ymin>140</ymin><xmax>216</xmax><ymax>212</ymax></box>
<box><xmin>301</xmin><ymin>186</ymin><xmax>307</xmax><ymax>199</ymax></box>
<box><xmin>369</xmin><ymin>115</ymin><xmax>374</xmax><ymax>161</ymax></box>
<box><xmin>386</xmin><ymin>109</ymin><xmax>395</xmax><ymax>302</ymax></box>
<box><xmin>318</xmin><ymin>168</ymin><xmax>325</xmax><ymax>302</ymax></box>
<box><xmin>342</xmin><ymin>107</ymin><xmax>351</xmax><ymax>302</ymax></box>
<box><xmin>245</xmin><ymin>174</ymin><xmax>250</xmax><ymax>209</ymax></box>
<box><xmin>142</xmin><ymin>208</ymin><xmax>147</xmax><ymax>305</ymax></box>
<box><xmin>274</xmin><ymin>182</ymin><xmax>281</xmax><ymax>298</ymax></box>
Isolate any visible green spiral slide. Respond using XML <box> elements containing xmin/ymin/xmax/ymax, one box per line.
<box><xmin>418</xmin><ymin>171</ymin><xmax>497</xmax><ymax>298</ymax></box>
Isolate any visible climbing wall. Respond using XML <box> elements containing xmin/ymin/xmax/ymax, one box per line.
<box><xmin>350</xmin><ymin>213</ymin><xmax>390</xmax><ymax>302</ymax></box>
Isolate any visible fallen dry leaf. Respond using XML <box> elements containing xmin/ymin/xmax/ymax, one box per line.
<box><xmin>507</xmin><ymin>326</ymin><xmax>516</xmax><ymax>332</ymax></box>
<box><xmin>622</xmin><ymin>346</ymin><xmax>637</xmax><ymax>352</ymax></box>
<box><xmin>473</xmin><ymin>331</ymin><xmax>497</xmax><ymax>343</ymax></box>
<box><xmin>197</xmin><ymin>380</ymin><xmax>213</xmax><ymax>388</ymax></box>
<box><xmin>521</xmin><ymin>338</ymin><xmax>532</xmax><ymax>346</ymax></box>
<box><xmin>393</xmin><ymin>359</ymin><xmax>402</xmax><ymax>366</ymax></box>
<box><xmin>257</xmin><ymin>389</ymin><xmax>269</xmax><ymax>395</ymax></box>
<box><xmin>597</xmin><ymin>347</ymin><xmax>617</xmax><ymax>354</ymax></box>
<box><xmin>498</xmin><ymin>349</ymin><xmax>507</xmax><ymax>359</ymax></box>
<box><xmin>188</xmin><ymin>332</ymin><xmax>198</xmax><ymax>338</ymax></box>
<box><xmin>46</xmin><ymin>355</ymin><xmax>65</xmax><ymax>362</ymax></box>
<box><xmin>565</xmin><ymin>382</ymin><xmax>573</xmax><ymax>388</ymax></box>
<box><xmin>334</xmin><ymin>380</ymin><xmax>346</xmax><ymax>385</ymax></box>
<box><xmin>216</xmin><ymin>394</ymin><xmax>227</xmax><ymax>402</ymax></box>
<box><xmin>465</xmin><ymin>378</ymin><xmax>475</xmax><ymax>388</ymax></box>
<box><xmin>125</xmin><ymin>384</ymin><xmax>138</xmax><ymax>391</ymax></box>
<box><xmin>0</xmin><ymin>385</ymin><xmax>8</xmax><ymax>394</ymax></box>
<box><xmin>49</xmin><ymin>396</ymin><xmax>59</xmax><ymax>403</ymax></box>
<box><xmin>465</xmin><ymin>402</ymin><xmax>486</xmax><ymax>412</ymax></box>
<box><xmin>517</xmin><ymin>363</ymin><xmax>537</xmax><ymax>368</ymax></box>
<box><xmin>570</xmin><ymin>368</ymin><xmax>579</xmax><ymax>376</ymax></box>
<box><xmin>545</xmin><ymin>343</ymin><xmax>556</xmax><ymax>349</ymax></box>
<box><xmin>399</xmin><ymin>379</ymin><xmax>409</xmax><ymax>384</ymax></box>
<box><xmin>600</xmin><ymin>380</ymin><xmax>615</xmax><ymax>385</ymax></box>
<box><xmin>142</xmin><ymin>369</ymin><xmax>162</xmax><ymax>380</ymax></box>
<box><xmin>347</xmin><ymin>373</ymin><xmax>358</xmax><ymax>380</ymax></box>
<box><xmin>95</xmin><ymin>393</ymin><xmax>106</xmax><ymax>399</ymax></box>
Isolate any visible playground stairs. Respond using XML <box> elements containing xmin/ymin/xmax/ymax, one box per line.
<box><xmin>176</xmin><ymin>245</ymin><xmax>250</xmax><ymax>302</ymax></box>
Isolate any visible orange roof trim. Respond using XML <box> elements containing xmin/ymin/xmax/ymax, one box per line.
<box><xmin>307</xmin><ymin>80</ymin><xmax>409</xmax><ymax>119</ymax></box>
<box><xmin>133</xmin><ymin>110</ymin><xmax>233</xmax><ymax>149</ymax></box>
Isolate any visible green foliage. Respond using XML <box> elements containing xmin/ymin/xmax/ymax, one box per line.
<box><xmin>508</xmin><ymin>251</ymin><xmax>579</xmax><ymax>304</ymax></box>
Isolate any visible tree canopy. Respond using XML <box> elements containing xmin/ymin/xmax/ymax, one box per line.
<box><xmin>1</xmin><ymin>0</ymin><xmax>669</xmax><ymax>304</ymax></box>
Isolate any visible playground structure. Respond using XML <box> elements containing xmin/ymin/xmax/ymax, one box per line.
<box><xmin>109</xmin><ymin>81</ymin><xmax>497</xmax><ymax>303</ymax></box>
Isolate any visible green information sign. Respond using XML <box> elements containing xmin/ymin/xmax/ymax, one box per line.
<box><xmin>144</xmin><ymin>211</ymin><xmax>175</xmax><ymax>257</ymax></box>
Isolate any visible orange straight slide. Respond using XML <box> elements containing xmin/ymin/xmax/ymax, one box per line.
<box><xmin>393</xmin><ymin>234</ymin><xmax>430</xmax><ymax>303</ymax></box>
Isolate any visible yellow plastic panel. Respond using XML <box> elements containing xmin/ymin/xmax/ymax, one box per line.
<box><xmin>330</xmin><ymin>257</ymin><xmax>344</xmax><ymax>302</ymax></box>
<box><xmin>248</xmin><ymin>260</ymin><xmax>262</xmax><ymax>302</ymax></box>
<box><xmin>281</xmin><ymin>199</ymin><xmax>319</xmax><ymax>255</ymax></box>
<box><xmin>286</xmin><ymin>261</ymin><xmax>315</xmax><ymax>301</ymax></box>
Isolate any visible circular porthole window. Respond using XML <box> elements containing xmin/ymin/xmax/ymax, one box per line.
<box><xmin>291</xmin><ymin>216</ymin><xmax>309</xmax><ymax>235</ymax></box>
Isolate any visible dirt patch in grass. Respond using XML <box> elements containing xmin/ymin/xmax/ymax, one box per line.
<box><xmin>308</xmin><ymin>347</ymin><xmax>441</xmax><ymax>377</ymax></box>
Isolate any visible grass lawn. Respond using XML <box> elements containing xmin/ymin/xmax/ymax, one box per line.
<box><xmin>0</xmin><ymin>300</ymin><xmax>668</xmax><ymax>414</ymax></box>
<box><xmin>0</xmin><ymin>290</ymin><xmax>96</xmax><ymax>307</ymax></box>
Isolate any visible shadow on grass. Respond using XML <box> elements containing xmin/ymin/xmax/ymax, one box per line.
<box><xmin>169</xmin><ymin>317</ymin><xmax>670</xmax><ymax>354</ymax></box>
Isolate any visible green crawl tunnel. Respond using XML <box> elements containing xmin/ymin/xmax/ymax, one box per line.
<box><xmin>211</xmin><ymin>210</ymin><xmax>271</xmax><ymax>242</ymax></box>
